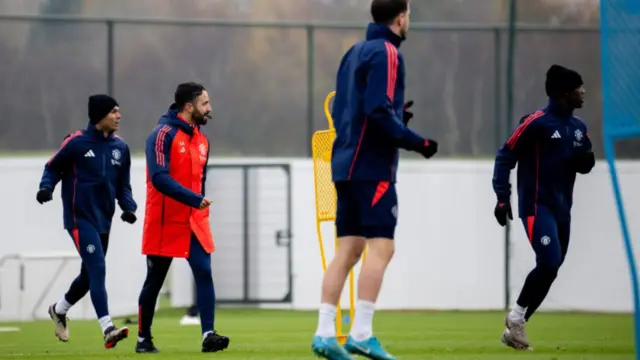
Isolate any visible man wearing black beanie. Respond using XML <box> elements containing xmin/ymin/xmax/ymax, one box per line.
<box><xmin>88</xmin><ymin>94</ymin><xmax>121</xmax><ymax>133</ymax></box>
<box><xmin>36</xmin><ymin>93</ymin><xmax>138</xmax><ymax>349</ymax></box>
<box><xmin>492</xmin><ymin>64</ymin><xmax>595</xmax><ymax>350</ymax></box>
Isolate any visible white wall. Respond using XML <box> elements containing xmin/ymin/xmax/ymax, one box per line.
<box><xmin>0</xmin><ymin>157</ymin><xmax>637</xmax><ymax>321</ymax></box>
<box><xmin>0</xmin><ymin>158</ymin><xmax>148</xmax><ymax>321</ymax></box>
<box><xmin>291</xmin><ymin>159</ymin><xmax>640</xmax><ymax>313</ymax></box>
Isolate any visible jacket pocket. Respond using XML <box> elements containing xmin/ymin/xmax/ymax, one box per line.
<box><xmin>163</xmin><ymin>197</ymin><xmax>191</xmax><ymax>224</ymax></box>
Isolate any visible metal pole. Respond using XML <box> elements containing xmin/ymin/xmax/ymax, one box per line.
<box><xmin>306</xmin><ymin>26</ymin><xmax>315</xmax><ymax>157</ymax></box>
<box><xmin>504</xmin><ymin>0</ymin><xmax>518</xmax><ymax>311</ymax></box>
<box><xmin>286</xmin><ymin>165</ymin><xmax>293</xmax><ymax>302</ymax></box>
<box><xmin>493</xmin><ymin>28</ymin><xmax>502</xmax><ymax>150</ymax></box>
<box><xmin>242</xmin><ymin>166</ymin><xmax>249</xmax><ymax>302</ymax></box>
<box><xmin>106</xmin><ymin>20</ymin><xmax>115</xmax><ymax>97</ymax></box>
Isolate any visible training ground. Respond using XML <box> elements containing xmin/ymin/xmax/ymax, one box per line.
<box><xmin>0</xmin><ymin>307</ymin><xmax>634</xmax><ymax>359</ymax></box>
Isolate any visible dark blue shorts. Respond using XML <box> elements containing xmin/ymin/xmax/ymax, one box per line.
<box><xmin>335</xmin><ymin>181</ymin><xmax>398</xmax><ymax>239</ymax></box>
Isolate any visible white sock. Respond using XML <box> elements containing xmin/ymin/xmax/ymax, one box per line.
<box><xmin>54</xmin><ymin>297</ymin><xmax>72</xmax><ymax>315</ymax></box>
<box><xmin>349</xmin><ymin>300</ymin><xmax>375</xmax><ymax>342</ymax></box>
<box><xmin>99</xmin><ymin>315</ymin><xmax>114</xmax><ymax>333</ymax></box>
<box><xmin>203</xmin><ymin>330</ymin><xmax>213</xmax><ymax>340</ymax></box>
<box><xmin>314</xmin><ymin>303</ymin><xmax>337</xmax><ymax>337</ymax></box>
<box><xmin>508</xmin><ymin>304</ymin><xmax>526</xmax><ymax>321</ymax></box>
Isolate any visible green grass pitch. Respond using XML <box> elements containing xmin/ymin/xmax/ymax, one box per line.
<box><xmin>0</xmin><ymin>308</ymin><xmax>634</xmax><ymax>359</ymax></box>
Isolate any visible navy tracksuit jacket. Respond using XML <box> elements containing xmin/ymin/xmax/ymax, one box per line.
<box><xmin>330</xmin><ymin>22</ymin><xmax>427</xmax><ymax>183</ymax></box>
<box><xmin>39</xmin><ymin>123</ymin><xmax>137</xmax><ymax>233</ymax></box>
<box><xmin>492</xmin><ymin>100</ymin><xmax>593</xmax><ymax>222</ymax></box>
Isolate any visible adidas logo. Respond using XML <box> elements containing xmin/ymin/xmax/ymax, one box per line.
<box><xmin>84</xmin><ymin>150</ymin><xmax>96</xmax><ymax>158</ymax></box>
<box><xmin>551</xmin><ymin>130</ymin><xmax>561</xmax><ymax>139</ymax></box>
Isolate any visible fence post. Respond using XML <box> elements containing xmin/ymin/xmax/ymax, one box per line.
<box><xmin>106</xmin><ymin>20</ymin><xmax>115</xmax><ymax>97</ymax></box>
<box><xmin>493</xmin><ymin>28</ymin><xmax>502</xmax><ymax>151</ymax></box>
<box><xmin>306</xmin><ymin>25</ymin><xmax>315</xmax><ymax>157</ymax></box>
<box><xmin>503</xmin><ymin>0</ymin><xmax>518</xmax><ymax>311</ymax></box>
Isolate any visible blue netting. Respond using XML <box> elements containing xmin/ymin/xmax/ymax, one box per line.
<box><xmin>601</xmin><ymin>0</ymin><xmax>640</xmax><ymax>138</ymax></box>
<box><xmin>601</xmin><ymin>1</ymin><xmax>640</xmax><ymax>358</ymax></box>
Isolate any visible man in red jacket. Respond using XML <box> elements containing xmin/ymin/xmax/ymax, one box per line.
<box><xmin>135</xmin><ymin>82</ymin><xmax>229</xmax><ymax>354</ymax></box>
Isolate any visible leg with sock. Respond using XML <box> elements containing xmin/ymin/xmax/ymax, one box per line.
<box><xmin>312</xmin><ymin>236</ymin><xmax>365</xmax><ymax>360</ymax></box>
<box><xmin>187</xmin><ymin>233</ymin><xmax>229</xmax><ymax>352</ymax></box>
<box><xmin>49</xmin><ymin>233</ymin><xmax>111</xmax><ymax>343</ymax></box>
<box><xmin>314</xmin><ymin>236</ymin><xmax>366</xmax><ymax>336</ymax></box>
<box><xmin>312</xmin><ymin>181</ymin><xmax>369</xmax><ymax>360</ymax></box>
<box><xmin>75</xmin><ymin>227</ymin><xmax>129</xmax><ymax>348</ymax></box>
<box><xmin>344</xmin><ymin>236</ymin><xmax>396</xmax><ymax>360</ymax></box>
<box><xmin>522</xmin><ymin>266</ymin><xmax>559</xmax><ymax>320</ymax></box>
<box><xmin>343</xmin><ymin>181</ymin><xmax>398</xmax><ymax>360</ymax></box>
<box><xmin>59</xmin><ymin>265</ymin><xmax>88</xmax><ymax>313</ymax></box>
<box><xmin>504</xmin><ymin>207</ymin><xmax>560</xmax><ymax>350</ymax></box>
<box><xmin>136</xmin><ymin>254</ymin><xmax>172</xmax><ymax>353</ymax></box>
<box><xmin>48</xmin><ymin>232</ymin><xmax>87</xmax><ymax>342</ymax></box>
<box><xmin>316</xmin><ymin>303</ymin><xmax>338</xmax><ymax>338</ymax></box>
<box><xmin>59</xmin><ymin>233</ymin><xmax>111</xmax><ymax>314</ymax></box>
<box><xmin>524</xmin><ymin>220</ymin><xmax>569</xmax><ymax>321</ymax></box>
<box><xmin>73</xmin><ymin>226</ymin><xmax>112</xmax><ymax>330</ymax></box>
<box><xmin>349</xmin><ymin>238</ymin><xmax>394</xmax><ymax>342</ymax></box>
<box><xmin>315</xmin><ymin>182</ymin><xmax>366</xmax><ymax>337</ymax></box>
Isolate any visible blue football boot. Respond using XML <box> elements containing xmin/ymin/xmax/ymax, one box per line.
<box><xmin>311</xmin><ymin>336</ymin><xmax>354</xmax><ymax>360</ymax></box>
<box><xmin>344</xmin><ymin>336</ymin><xmax>396</xmax><ymax>360</ymax></box>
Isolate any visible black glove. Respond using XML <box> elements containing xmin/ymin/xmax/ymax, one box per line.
<box><xmin>572</xmin><ymin>151</ymin><xmax>595</xmax><ymax>174</ymax></box>
<box><xmin>418</xmin><ymin>139</ymin><xmax>438</xmax><ymax>159</ymax></box>
<box><xmin>36</xmin><ymin>188</ymin><xmax>53</xmax><ymax>204</ymax></box>
<box><xmin>121</xmin><ymin>211</ymin><xmax>137</xmax><ymax>224</ymax></box>
<box><xmin>402</xmin><ymin>100</ymin><xmax>414</xmax><ymax>125</ymax></box>
<box><xmin>494</xmin><ymin>200</ymin><xmax>513</xmax><ymax>227</ymax></box>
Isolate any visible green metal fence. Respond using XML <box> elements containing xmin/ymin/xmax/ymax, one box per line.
<box><xmin>0</xmin><ymin>14</ymin><xmax>598</xmax><ymax>159</ymax></box>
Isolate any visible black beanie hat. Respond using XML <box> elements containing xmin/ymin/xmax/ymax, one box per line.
<box><xmin>545</xmin><ymin>64</ymin><xmax>583</xmax><ymax>98</ymax></box>
<box><xmin>88</xmin><ymin>94</ymin><xmax>118</xmax><ymax>124</ymax></box>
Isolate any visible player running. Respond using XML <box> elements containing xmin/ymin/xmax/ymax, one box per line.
<box><xmin>492</xmin><ymin>64</ymin><xmax>595</xmax><ymax>350</ymax></box>
<box><xmin>38</xmin><ymin>94</ymin><xmax>137</xmax><ymax>349</ymax></box>
<box><xmin>135</xmin><ymin>82</ymin><xmax>229</xmax><ymax>354</ymax></box>
<box><xmin>311</xmin><ymin>1</ymin><xmax>438</xmax><ymax>359</ymax></box>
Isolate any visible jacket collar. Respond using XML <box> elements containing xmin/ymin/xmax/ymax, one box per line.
<box><xmin>158</xmin><ymin>104</ymin><xmax>195</xmax><ymax>135</ymax></box>
<box><xmin>86</xmin><ymin>122</ymin><xmax>115</xmax><ymax>140</ymax></box>
<box><xmin>366</xmin><ymin>22</ymin><xmax>404</xmax><ymax>48</ymax></box>
<box><xmin>545</xmin><ymin>98</ymin><xmax>574</xmax><ymax>120</ymax></box>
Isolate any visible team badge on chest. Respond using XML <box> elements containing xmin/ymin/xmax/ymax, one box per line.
<box><xmin>573</xmin><ymin>129</ymin><xmax>584</xmax><ymax>148</ymax></box>
<box><xmin>111</xmin><ymin>149</ymin><xmax>122</xmax><ymax>165</ymax></box>
<box><xmin>199</xmin><ymin>143</ymin><xmax>207</xmax><ymax>163</ymax></box>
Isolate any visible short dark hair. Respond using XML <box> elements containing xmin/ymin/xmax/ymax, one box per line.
<box><xmin>174</xmin><ymin>82</ymin><xmax>206</xmax><ymax>111</ymax></box>
<box><xmin>371</xmin><ymin>0</ymin><xmax>408</xmax><ymax>25</ymax></box>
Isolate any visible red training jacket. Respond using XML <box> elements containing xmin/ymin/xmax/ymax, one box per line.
<box><xmin>142</xmin><ymin>106</ymin><xmax>214</xmax><ymax>258</ymax></box>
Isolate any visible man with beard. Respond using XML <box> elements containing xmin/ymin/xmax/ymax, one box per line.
<box><xmin>312</xmin><ymin>1</ymin><xmax>438</xmax><ymax>359</ymax></box>
<box><xmin>135</xmin><ymin>82</ymin><xmax>229</xmax><ymax>353</ymax></box>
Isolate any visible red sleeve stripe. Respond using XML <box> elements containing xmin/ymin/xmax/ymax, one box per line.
<box><xmin>155</xmin><ymin>125</ymin><xmax>171</xmax><ymax>167</ymax></box>
<box><xmin>47</xmin><ymin>130</ymin><xmax>82</xmax><ymax>164</ymax></box>
<box><xmin>506</xmin><ymin>110</ymin><xmax>545</xmax><ymax>150</ymax></box>
<box><xmin>384</xmin><ymin>41</ymin><xmax>398</xmax><ymax>101</ymax></box>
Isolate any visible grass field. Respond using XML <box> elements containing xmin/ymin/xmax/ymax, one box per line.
<box><xmin>0</xmin><ymin>308</ymin><xmax>634</xmax><ymax>359</ymax></box>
